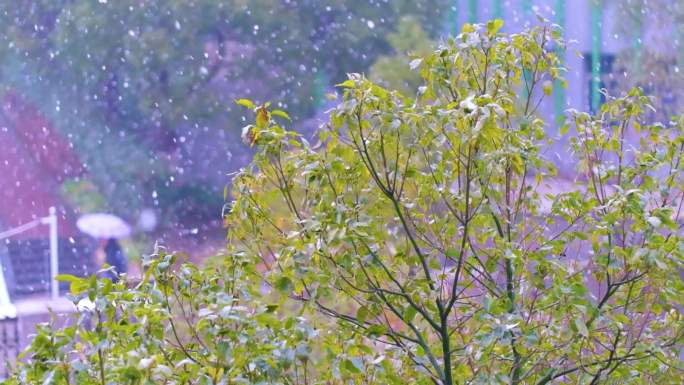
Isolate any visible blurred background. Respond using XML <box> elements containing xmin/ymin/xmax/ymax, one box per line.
<box><xmin>0</xmin><ymin>1</ymin><xmax>682</xmax><ymax>346</ymax></box>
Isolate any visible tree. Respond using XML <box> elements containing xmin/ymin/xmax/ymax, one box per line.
<box><xmin>228</xmin><ymin>21</ymin><xmax>684</xmax><ymax>384</ymax></box>
<box><xmin>7</xmin><ymin>21</ymin><xmax>684</xmax><ymax>385</ymax></box>
<box><xmin>369</xmin><ymin>17</ymin><xmax>434</xmax><ymax>95</ymax></box>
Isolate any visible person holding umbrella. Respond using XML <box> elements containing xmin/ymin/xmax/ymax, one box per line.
<box><xmin>77</xmin><ymin>213</ymin><xmax>131</xmax><ymax>281</ymax></box>
<box><xmin>103</xmin><ymin>238</ymin><xmax>127</xmax><ymax>281</ymax></box>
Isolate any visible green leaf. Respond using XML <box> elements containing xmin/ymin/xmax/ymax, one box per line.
<box><xmin>403</xmin><ymin>306</ymin><xmax>418</xmax><ymax>323</ymax></box>
<box><xmin>336</xmin><ymin>79</ymin><xmax>356</xmax><ymax>88</ymax></box>
<box><xmin>235</xmin><ymin>98</ymin><xmax>256</xmax><ymax>109</ymax></box>
<box><xmin>255</xmin><ymin>106</ymin><xmax>270</xmax><ymax>128</ymax></box>
<box><xmin>55</xmin><ymin>274</ymin><xmax>81</xmax><ymax>283</ymax></box>
<box><xmin>574</xmin><ymin>318</ymin><xmax>589</xmax><ymax>337</ymax></box>
<box><xmin>274</xmin><ymin>276</ymin><xmax>294</xmax><ymax>294</ymax></box>
<box><xmin>365</xmin><ymin>324</ymin><xmax>387</xmax><ymax>338</ymax></box>
<box><xmin>356</xmin><ymin>306</ymin><xmax>369</xmax><ymax>323</ymax></box>
<box><xmin>461</xmin><ymin>23</ymin><xmax>475</xmax><ymax>33</ymax></box>
<box><xmin>271</xmin><ymin>109</ymin><xmax>291</xmax><ymax>121</ymax></box>
<box><xmin>486</xmin><ymin>19</ymin><xmax>504</xmax><ymax>36</ymax></box>
<box><xmin>342</xmin><ymin>358</ymin><xmax>362</xmax><ymax>374</ymax></box>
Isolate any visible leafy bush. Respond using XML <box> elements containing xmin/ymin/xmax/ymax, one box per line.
<box><xmin>8</xmin><ymin>250</ymin><xmax>330</xmax><ymax>384</ymax></box>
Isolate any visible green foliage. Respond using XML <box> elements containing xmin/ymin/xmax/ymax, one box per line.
<box><xmin>6</xmin><ymin>250</ymin><xmax>326</xmax><ymax>384</ymax></box>
<box><xmin>59</xmin><ymin>179</ymin><xmax>107</xmax><ymax>214</ymax></box>
<box><xmin>369</xmin><ymin>17</ymin><xmax>434</xmax><ymax>95</ymax></box>
<box><xmin>7</xmin><ymin>21</ymin><xmax>684</xmax><ymax>385</ymax></box>
<box><xmin>227</xmin><ymin>21</ymin><xmax>684</xmax><ymax>384</ymax></box>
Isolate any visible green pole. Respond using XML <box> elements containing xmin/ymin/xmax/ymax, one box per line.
<box><xmin>468</xmin><ymin>0</ymin><xmax>477</xmax><ymax>23</ymax></box>
<box><xmin>553</xmin><ymin>0</ymin><xmax>566</xmax><ymax>125</ymax></box>
<box><xmin>313</xmin><ymin>71</ymin><xmax>328</xmax><ymax>110</ymax></box>
<box><xmin>522</xmin><ymin>0</ymin><xmax>532</xmax><ymax>15</ymax></box>
<box><xmin>677</xmin><ymin>23</ymin><xmax>684</xmax><ymax>74</ymax></box>
<box><xmin>632</xmin><ymin>10</ymin><xmax>643</xmax><ymax>78</ymax></box>
<box><xmin>591</xmin><ymin>1</ymin><xmax>602</xmax><ymax>112</ymax></box>
<box><xmin>446</xmin><ymin>1</ymin><xmax>459</xmax><ymax>35</ymax></box>
<box><xmin>494</xmin><ymin>0</ymin><xmax>503</xmax><ymax>19</ymax></box>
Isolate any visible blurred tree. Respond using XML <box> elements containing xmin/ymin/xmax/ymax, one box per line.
<box><xmin>59</xmin><ymin>179</ymin><xmax>107</xmax><ymax>214</ymax></box>
<box><xmin>370</xmin><ymin>17</ymin><xmax>434</xmax><ymax>95</ymax></box>
<box><xmin>0</xmin><ymin>0</ymin><xmax>447</xmax><ymax>234</ymax></box>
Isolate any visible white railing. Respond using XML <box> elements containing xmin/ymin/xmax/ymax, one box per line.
<box><xmin>0</xmin><ymin>207</ymin><xmax>59</xmax><ymax>306</ymax></box>
<box><xmin>0</xmin><ymin>266</ymin><xmax>15</xmax><ymax>320</ymax></box>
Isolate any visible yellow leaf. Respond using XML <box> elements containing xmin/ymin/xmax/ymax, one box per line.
<box><xmin>235</xmin><ymin>98</ymin><xmax>256</xmax><ymax>109</ymax></box>
<box><xmin>256</xmin><ymin>106</ymin><xmax>270</xmax><ymax>128</ymax></box>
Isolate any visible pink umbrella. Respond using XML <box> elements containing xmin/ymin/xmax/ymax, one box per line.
<box><xmin>76</xmin><ymin>213</ymin><xmax>131</xmax><ymax>239</ymax></box>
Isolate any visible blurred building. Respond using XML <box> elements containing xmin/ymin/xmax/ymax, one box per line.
<box><xmin>447</xmin><ymin>0</ymin><xmax>667</xmax><ymax>175</ymax></box>
<box><xmin>0</xmin><ymin>91</ymin><xmax>83</xmax><ymax>238</ymax></box>
<box><xmin>0</xmin><ymin>90</ymin><xmax>96</xmax><ymax>291</ymax></box>
<box><xmin>0</xmin><ymin>92</ymin><xmax>95</xmax><ymax>375</ymax></box>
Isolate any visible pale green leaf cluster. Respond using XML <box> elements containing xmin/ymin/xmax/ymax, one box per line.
<box><xmin>5</xmin><ymin>250</ymin><xmax>329</xmax><ymax>384</ymax></box>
